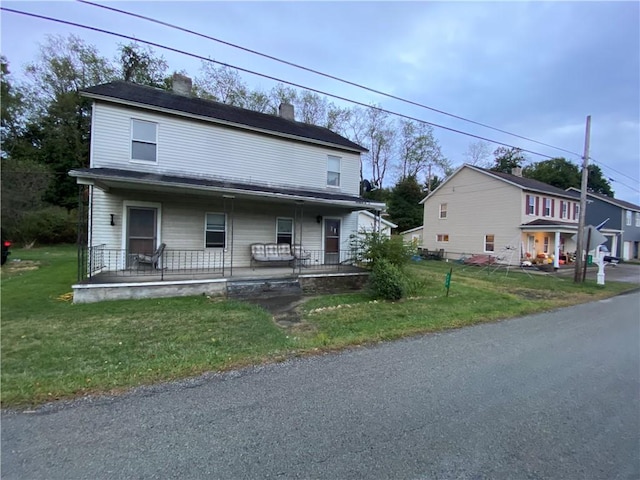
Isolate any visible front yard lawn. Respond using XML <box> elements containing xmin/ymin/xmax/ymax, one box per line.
<box><xmin>2</xmin><ymin>246</ymin><xmax>634</xmax><ymax>407</ymax></box>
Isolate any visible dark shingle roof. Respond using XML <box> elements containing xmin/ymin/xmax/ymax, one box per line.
<box><xmin>476</xmin><ymin>166</ymin><xmax>575</xmax><ymax>198</ymax></box>
<box><xmin>70</xmin><ymin>167</ymin><xmax>375</xmax><ymax>206</ymax></box>
<box><xmin>522</xmin><ymin>219</ymin><xmax>578</xmax><ymax>227</ymax></box>
<box><xmin>81</xmin><ymin>81</ymin><xmax>367</xmax><ymax>153</ymax></box>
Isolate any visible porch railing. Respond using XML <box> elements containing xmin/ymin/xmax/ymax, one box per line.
<box><xmin>79</xmin><ymin>245</ymin><xmax>225</xmax><ymax>281</ymax></box>
<box><xmin>292</xmin><ymin>248</ymin><xmax>364</xmax><ymax>273</ymax></box>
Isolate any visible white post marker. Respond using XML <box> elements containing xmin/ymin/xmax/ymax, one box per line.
<box><xmin>596</xmin><ymin>245</ymin><xmax>606</xmax><ymax>286</ymax></box>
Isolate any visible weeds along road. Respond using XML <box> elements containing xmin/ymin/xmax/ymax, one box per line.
<box><xmin>2</xmin><ymin>292</ymin><xmax>639</xmax><ymax>480</ymax></box>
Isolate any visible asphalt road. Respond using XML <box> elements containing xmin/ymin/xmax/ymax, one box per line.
<box><xmin>2</xmin><ymin>292</ymin><xmax>639</xmax><ymax>480</ymax></box>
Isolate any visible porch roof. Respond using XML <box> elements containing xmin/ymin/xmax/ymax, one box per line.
<box><xmin>70</xmin><ymin>167</ymin><xmax>386</xmax><ymax>211</ymax></box>
<box><xmin>520</xmin><ymin>219</ymin><xmax>620</xmax><ymax>235</ymax></box>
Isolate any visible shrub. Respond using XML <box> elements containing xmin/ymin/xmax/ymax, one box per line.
<box><xmin>368</xmin><ymin>258</ymin><xmax>405</xmax><ymax>301</ymax></box>
<box><xmin>403</xmin><ymin>272</ymin><xmax>430</xmax><ymax>297</ymax></box>
<box><xmin>15</xmin><ymin>207</ymin><xmax>78</xmax><ymax>245</ymax></box>
<box><xmin>352</xmin><ymin>231</ymin><xmax>414</xmax><ymax>268</ymax></box>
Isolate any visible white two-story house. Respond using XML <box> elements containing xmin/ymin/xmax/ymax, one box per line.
<box><xmin>419</xmin><ymin>164</ymin><xmax>615</xmax><ymax>266</ymax></box>
<box><xmin>70</xmin><ymin>76</ymin><xmax>384</xmax><ymax>302</ymax></box>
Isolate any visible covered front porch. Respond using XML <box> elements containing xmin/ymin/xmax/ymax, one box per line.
<box><xmin>520</xmin><ymin>219</ymin><xmax>579</xmax><ymax>268</ymax></box>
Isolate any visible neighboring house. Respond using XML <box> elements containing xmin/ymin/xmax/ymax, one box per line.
<box><xmin>356</xmin><ymin>210</ymin><xmax>397</xmax><ymax>238</ymax></box>
<box><xmin>400</xmin><ymin>226</ymin><xmax>423</xmax><ymax>245</ymax></box>
<box><xmin>420</xmin><ymin>164</ymin><xmax>592</xmax><ymax>266</ymax></box>
<box><xmin>566</xmin><ymin>188</ymin><xmax>640</xmax><ymax>260</ymax></box>
<box><xmin>69</xmin><ymin>76</ymin><xmax>384</xmax><ymax>302</ymax></box>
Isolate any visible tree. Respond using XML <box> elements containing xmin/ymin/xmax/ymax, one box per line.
<box><xmin>522</xmin><ymin>157</ymin><xmax>580</xmax><ymax>190</ymax></box>
<box><xmin>463</xmin><ymin>140</ymin><xmax>491</xmax><ymax>167</ymax></box>
<box><xmin>1</xmin><ymin>56</ymin><xmax>27</xmax><ymax>159</ymax></box>
<box><xmin>118</xmin><ymin>43</ymin><xmax>168</xmax><ymax>87</ymax></box>
<box><xmin>387</xmin><ymin>175</ymin><xmax>424</xmax><ymax>232</ymax></box>
<box><xmin>491</xmin><ymin>146</ymin><xmax>526</xmax><ymax>173</ymax></box>
<box><xmin>195</xmin><ymin>63</ymin><xmax>250</xmax><ymax>106</ymax></box>
<box><xmin>362</xmin><ymin>106</ymin><xmax>395</xmax><ymax>188</ymax></box>
<box><xmin>398</xmin><ymin>120</ymin><xmax>446</xmax><ymax>180</ymax></box>
<box><xmin>423</xmin><ymin>174</ymin><xmax>444</xmax><ymax>194</ymax></box>
<box><xmin>522</xmin><ymin>157</ymin><xmax>614</xmax><ymax>196</ymax></box>
<box><xmin>587</xmin><ymin>165</ymin><xmax>614</xmax><ymax>196</ymax></box>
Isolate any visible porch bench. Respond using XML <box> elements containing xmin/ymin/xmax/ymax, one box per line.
<box><xmin>250</xmin><ymin>243</ymin><xmax>295</xmax><ymax>269</ymax></box>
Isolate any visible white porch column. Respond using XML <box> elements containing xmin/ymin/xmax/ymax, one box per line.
<box><xmin>554</xmin><ymin>230</ymin><xmax>560</xmax><ymax>269</ymax></box>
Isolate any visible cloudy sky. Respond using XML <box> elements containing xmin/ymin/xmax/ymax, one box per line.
<box><xmin>2</xmin><ymin>1</ymin><xmax>639</xmax><ymax>203</ymax></box>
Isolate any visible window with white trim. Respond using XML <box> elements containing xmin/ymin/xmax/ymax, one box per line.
<box><xmin>527</xmin><ymin>196</ymin><xmax>535</xmax><ymax>215</ymax></box>
<box><xmin>561</xmin><ymin>201</ymin><xmax>568</xmax><ymax>219</ymax></box>
<box><xmin>327</xmin><ymin>155</ymin><xmax>341</xmax><ymax>187</ymax></box>
<box><xmin>484</xmin><ymin>234</ymin><xmax>495</xmax><ymax>252</ymax></box>
<box><xmin>543</xmin><ymin>236</ymin><xmax>550</xmax><ymax>253</ymax></box>
<box><xmin>131</xmin><ymin>119</ymin><xmax>157</xmax><ymax>162</ymax></box>
<box><xmin>276</xmin><ymin>217</ymin><xmax>293</xmax><ymax>245</ymax></box>
<box><xmin>575</xmin><ymin>204</ymin><xmax>580</xmax><ymax>218</ymax></box>
<box><xmin>626</xmin><ymin>210</ymin><xmax>632</xmax><ymax>226</ymax></box>
<box><xmin>436</xmin><ymin>234</ymin><xmax>449</xmax><ymax>242</ymax></box>
<box><xmin>439</xmin><ymin>203</ymin><xmax>448</xmax><ymax>219</ymax></box>
<box><xmin>205</xmin><ymin>213</ymin><xmax>226</xmax><ymax>248</ymax></box>
<box><xmin>636</xmin><ymin>212</ymin><xmax>640</xmax><ymax>227</ymax></box>
<box><xmin>544</xmin><ymin>198</ymin><xmax>551</xmax><ymax>217</ymax></box>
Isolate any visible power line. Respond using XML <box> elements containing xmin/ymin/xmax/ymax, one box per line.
<box><xmin>0</xmin><ymin>6</ymin><xmax>559</xmax><ymax>160</ymax></box>
<box><xmin>77</xmin><ymin>0</ymin><xmax>585</xmax><ymax>159</ymax></box>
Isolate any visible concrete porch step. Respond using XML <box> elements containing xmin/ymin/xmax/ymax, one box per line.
<box><xmin>226</xmin><ymin>278</ymin><xmax>302</xmax><ymax>299</ymax></box>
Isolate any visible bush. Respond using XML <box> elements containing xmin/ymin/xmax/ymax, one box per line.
<box><xmin>368</xmin><ymin>258</ymin><xmax>405</xmax><ymax>301</ymax></box>
<box><xmin>14</xmin><ymin>207</ymin><xmax>78</xmax><ymax>245</ymax></box>
<box><xmin>403</xmin><ymin>272</ymin><xmax>430</xmax><ymax>297</ymax></box>
<box><xmin>352</xmin><ymin>232</ymin><xmax>414</xmax><ymax>268</ymax></box>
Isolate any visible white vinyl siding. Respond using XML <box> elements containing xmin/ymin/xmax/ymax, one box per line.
<box><xmin>91</xmin><ymin>103</ymin><xmax>361</xmax><ymax>195</ymax></box>
<box><xmin>131</xmin><ymin>119</ymin><xmax>157</xmax><ymax>163</ymax></box>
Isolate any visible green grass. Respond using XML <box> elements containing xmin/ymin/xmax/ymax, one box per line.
<box><xmin>2</xmin><ymin>247</ymin><xmax>635</xmax><ymax>407</ymax></box>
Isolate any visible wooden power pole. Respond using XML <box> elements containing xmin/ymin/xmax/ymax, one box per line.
<box><xmin>574</xmin><ymin>115</ymin><xmax>591</xmax><ymax>283</ymax></box>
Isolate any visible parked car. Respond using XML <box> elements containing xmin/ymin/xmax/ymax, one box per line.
<box><xmin>1</xmin><ymin>232</ymin><xmax>11</xmax><ymax>266</ymax></box>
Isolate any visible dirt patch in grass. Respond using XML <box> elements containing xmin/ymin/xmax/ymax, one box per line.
<box><xmin>508</xmin><ymin>288</ymin><xmax>566</xmax><ymax>300</ymax></box>
<box><xmin>2</xmin><ymin>260</ymin><xmax>41</xmax><ymax>273</ymax></box>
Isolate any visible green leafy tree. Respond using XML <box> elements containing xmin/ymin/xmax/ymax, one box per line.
<box><xmin>398</xmin><ymin>120</ymin><xmax>447</xmax><ymax>180</ymax></box>
<box><xmin>490</xmin><ymin>146</ymin><xmax>526</xmax><ymax>173</ymax></box>
<box><xmin>1</xmin><ymin>56</ymin><xmax>27</xmax><ymax>159</ymax></box>
<box><xmin>387</xmin><ymin>175</ymin><xmax>424</xmax><ymax>232</ymax></box>
<box><xmin>587</xmin><ymin>165</ymin><xmax>614</xmax><ymax>196</ymax></box>
<box><xmin>522</xmin><ymin>157</ymin><xmax>581</xmax><ymax>189</ymax></box>
<box><xmin>118</xmin><ymin>43</ymin><xmax>168</xmax><ymax>87</ymax></box>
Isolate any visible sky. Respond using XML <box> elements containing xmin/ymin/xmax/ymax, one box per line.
<box><xmin>1</xmin><ymin>1</ymin><xmax>639</xmax><ymax>204</ymax></box>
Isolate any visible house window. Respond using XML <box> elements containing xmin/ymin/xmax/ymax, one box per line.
<box><xmin>626</xmin><ymin>210</ymin><xmax>632</xmax><ymax>226</ymax></box>
<box><xmin>561</xmin><ymin>201</ymin><xmax>568</xmax><ymax>219</ymax></box>
<box><xmin>544</xmin><ymin>198</ymin><xmax>551</xmax><ymax>217</ymax></box>
<box><xmin>636</xmin><ymin>212</ymin><xmax>640</xmax><ymax>227</ymax></box>
<box><xmin>205</xmin><ymin>213</ymin><xmax>226</xmax><ymax>248</ymax></box>
<box><xmin>543</xmin><ymin>236</ymin><xmax>549</xmax><ymax>253</ymax></box>
<box><xmin>439</xmin><ymin>203</ymin><xmax>448</xmax><ymax>219</ymax></box>
<box><xmin>276</xmin><ymin>217</ymin><xmax>293</xmax><ymax>245</ymax></box>
<box><xmin>484</xmin><ymin>234</ymin><xmax>495</xmax><ymax>252</ymax></box>
<box><xmin>131</xmin><ymin>119</ymin><xmax>157</xmax><ymax>162</ymax></box>
<box><xmin>527</xmin><ymin>195</ymin><xmax>535</xmax><ymax>215</ymax></box>
<box><xmin>575</xmin><ymin>204</ymin><xmax>580</xmax><ymax>219</ymax></box>
<box><xmin>327</xmin><ymin>155</ymin><xmax>341</xmax><ymax>187</ymax></box>
<box><xmin>436</xmin><ymin>234</ymin><xmax>449</xmax><ymax>242</ymax></box>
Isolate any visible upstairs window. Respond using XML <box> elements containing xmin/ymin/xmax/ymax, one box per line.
<box><xmin>205</xmin><ymin>213</ymin><xmax>226</xmax><ymax>248</ymax></box>
<box><xmin>543</xmin><ymin>198</ymin><xmax>551</xmax><ymax>217</ymax></box>
<box><xmin>131</xmin><ymin>119</ymin><xmax>157</xmax><ymax>162</ymax></box>
<box><xmin>527</xmin><ymin>195</ymin><xmax>535</xmax><ymax>215</ymax></box>
<box><xmin>327</xmin><ymin>155</ymin><xmax>341</xmax><ymax>187</ymax></box>
<box><xmin>561</xmin><ymin>201</ymin><xmax>568</xmax><ymax>219</ymax></box>
<box><xmin>626</xmin><ymin>210</ymin><xmax>632</xmax><ymax>226</ymax></box>
<box><xmin>636</xmin><ymin>212</ymin><xmax>640</xmax><ymax>227</ymax></box>
<box><xmin>439</xmin><ymin>203</ymin><xmax>448</xmax><ymax>219</ymax></box>
<box><xmin>276</xmin><ymin>218</ymin><xmax>293</xmax><ymax>244</ymax></box>
<box><xmin>575</xmin><ymin>203</ymin><xmax>580</xmax><ymax>219</ymax></box>
<box><xmin>484</xmin><ymin>234</ymin><xmax>495</xmax><ymax>253</ymax></box>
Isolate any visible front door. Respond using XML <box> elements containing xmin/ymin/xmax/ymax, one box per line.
<box><xmin>324</xmin><ymin>218</ymin><xmax>340</xmax><ymax>264</ymax></box>
<box><xmin>127</xmin><ymin>207</ymin><xmax>157</xmax><ymax>258</ymax></box>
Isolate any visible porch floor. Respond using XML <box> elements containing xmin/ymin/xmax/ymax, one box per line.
<box><xmin>80</xmin><ymin>264</ymin><xmax>365</xmax><ymax>285</ymax></box>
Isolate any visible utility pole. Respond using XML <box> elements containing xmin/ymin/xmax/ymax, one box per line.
<box><xmin>574</xmin><ymin>115</ymin><xmax>591</xmax><ymax>283</ymax></box>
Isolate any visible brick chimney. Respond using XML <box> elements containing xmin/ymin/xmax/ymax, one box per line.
<box><xmin>172</xmin><ymin>73</ymin><xmax>192</xmax><ymax>96</ymax></box>
<box><xmin>279</xmin><ymin>102</ymin><xmax>295</xmax><ymax>121</ymax></box>
<box><xmin>511</xmin><ymin>166</ymin><xmax>523</xmax><ymax>177</ymax></box>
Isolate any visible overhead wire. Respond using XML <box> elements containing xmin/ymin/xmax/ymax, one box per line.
<box><xmin>3</xmin><ymin>6</ymin><xmax>639</xmax><ymax>195</ymax></box>
<box><xmin>77</xmin><ymin>0</ymin><xmax>585</xmax><ymax>159</ymax></box>
<box><xmin>0</xmin><ymin>6</ymin><xmax>558</xmax><ymax>160</ymax></box>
